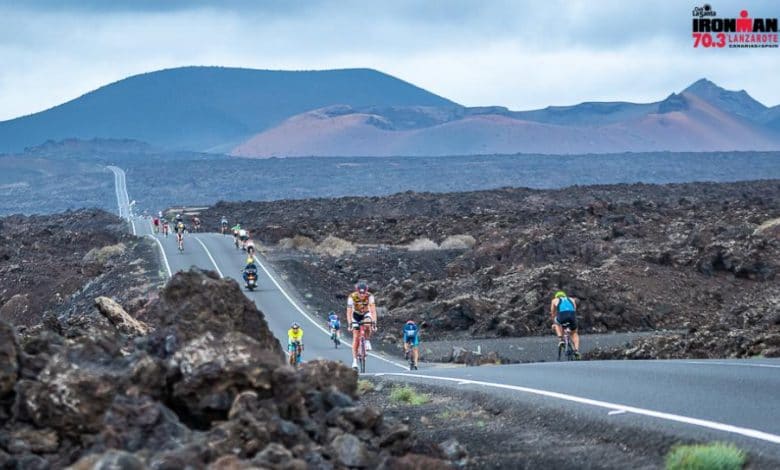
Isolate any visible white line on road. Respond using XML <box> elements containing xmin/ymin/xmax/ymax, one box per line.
<box><xmin>684</xmin><ymin>361</ymin><xmax>780</xmax><ymax>369</ymax></box>
<box><xmin>194</xmin><ymin>237</ymin><xmax>224</xmax><ymax>278</ymax></box>
<box><xmin>252</xmin><ymin>254</ymin><xmax>407</xmax><ymax>370</ymax></box>
<box><xmin>148</xmin><ymin>235</ymin><xmax>172</xmax><ymax>278</ymax></box>
<box><xmin>370</xmin><ymin>372</ymin><xmax>780</xmax><ymax>445</ymax></box>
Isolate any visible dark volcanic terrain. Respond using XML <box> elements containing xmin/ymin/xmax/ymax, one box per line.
<box><xmin>201</xmin><ymin>180</ymin><xmax>780</xmax><ymax>360</ymax></box>
<box><xmin>0</xmin><ymin>211</ymin><xmax>449</xmax><ymax>468</ymax></box>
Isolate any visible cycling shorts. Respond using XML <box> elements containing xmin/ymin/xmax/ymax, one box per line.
<box><xmin>288</xmin><ymin>342</ymin><xmax>301</xmax><ymax>352</ymax></box>
<box><xmin>404</xmin><ymin>333</ymin><xmax>419</xmax><ymax>347</ymax></box>
<box><xmin>351</xmin><ymin>311</ymin><xmax>372</xmax><ymax>329</ymax></box>
<box><xmin>555</xmin><ymin>311</ymin><xmax>578</xmax><ymax>331</ymax></box>
<box><xmin>329</xmin><ymin>321</ymin><xmax>340</xmax><ymax>330</ymax></box>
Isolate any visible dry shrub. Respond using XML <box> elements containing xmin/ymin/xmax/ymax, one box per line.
<box><xmin>83</xmin><ymin>243</ymin><xmax>126</xmax><ymax>264</ymax></box>
<box><xmin>315</xmin><ymin>236</ymin><xmax>356</xmax><ymax>257</ymax></box>
<box><xmin>278</xmin><ymin>235</ymin><xmax>316</xmax><ymax>251</ymax></box>
<box><xmin>407</xmin><ymin>237</ymin><xmax>439</xmax><ymax>251</ymax></box>
<box><xmin>440</xmin><ymin>234</ymin><xmax>476</xmax><ymax>250</ymax></box>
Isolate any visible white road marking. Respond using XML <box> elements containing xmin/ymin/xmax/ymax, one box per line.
<box><xmin>685</xmin><ymin>361</ymin><xmax>780</xmax><ymax>369</ymax></box>
<box><xmin>369</xmin><ymin>372</ymin><xmax>780</xmax><ymax>445</ymax></box>
<box><xmin>147</xmin><ymin>234</ymin><xmax>172</xmax><ymax>278</ymax></box>
<box><xmin>252</xmin><ymin>253</ymin><xmax>407</xmax><ymax>370</ymax></box>
<box><xmin>194</xmin><ymin>236</ymin><xmax>224</xmax><ymax>278</ymax></box>
<box><xmin>608</xmin><ymin>410</ymin><xmax>627</xmax><ymax>416</ymax></box>
<box><xmin>130</xmin><ymin>218</ymin><xmax>137</xmax><ymax>236</ymax></box>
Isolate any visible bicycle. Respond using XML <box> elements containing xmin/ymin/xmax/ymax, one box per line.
<box><xmin>558</xmin><ymin>325</ymin><xmax>577</xmax><ymax>361</ymax></box>
<box><xmin>289</xmin><ymin>341</ymin><xmax>303</xmax><ymax>367</ymax></box>
<box><xmin>330</xmin><ymin>328</ymin><xmax>341</xmax><ymax>348</ymax></box>
<box><xmin>353</xmin><ymin>320</ymin><xmax>373</xmax><ymax>373</ymax></box>
<box><xmin>177</xmin><ymin>234</ymin><xmax>184</xmax><ymax>253</ymax></box>
<box><xmin>404</xmin><ymin>347</ymin><xmax>418</xmax><ymax>370</ymax></box>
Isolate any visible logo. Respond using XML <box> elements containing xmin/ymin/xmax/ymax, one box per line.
<box><xmin>691</xmin><ymin>5</ymin><xmax>778</xmax><ymax>48</ymax></box>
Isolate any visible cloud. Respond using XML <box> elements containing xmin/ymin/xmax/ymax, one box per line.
<box><xmin>0</xmin><ymin>0</ymin><xmax>778</xmax><ymax>121</ymax></box>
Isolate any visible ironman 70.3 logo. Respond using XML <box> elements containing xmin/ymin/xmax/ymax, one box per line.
<box><xmin>691</xmin><ymin>4</ymin><xmax>778</xmax><ymax>48</ymax></box>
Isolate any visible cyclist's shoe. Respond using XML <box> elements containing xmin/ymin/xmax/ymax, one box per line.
<box><xmin>574</xmin><ymin>350</ymin><xmax>581</xmax><ymax>360</ymax></box>
<box><xmin>351</xmin><ymin>359</ymin><xmax>358</xmax><ymax>370</ymax></box>
<box><xmin>412</xmin><ymin>363</ymin><xmax>418</xmax><ymax>370</ymax></box>
<box><xmin>558</xmin><ymin>341</ymin><xmax>565</xmax><ymax>350</ymax></box>
<box><xmin>365</xmin><ymin>340</ymin><xmax>372</xmax><ymax>351</ymax></box>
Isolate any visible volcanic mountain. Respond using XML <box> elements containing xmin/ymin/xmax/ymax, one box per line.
<box><xmin>231</xmin><ymin>78</ymin><xmax>780</xmax><ymax>156</ymax></box>
<box><xmin>0</xmin><ymin>67</ymin><xmax>457</xmax><ymax>153</ymax></box>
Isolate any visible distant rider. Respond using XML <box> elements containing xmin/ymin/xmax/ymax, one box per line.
<box><xmin>238</xmin><ymin>228</ymin><xmax>249</xmax><ymax>250</ymax></box>
<box><xmin>175</xmin><ymin>213</ymin><xmax>183</xmax><ymax>226</ymax></box>
<box><xmin>221</xmin><ymin>216</ymin><xmax>229</xmax><ymax>234</ymax></box>
<box><xmin>403</xmin><ymin>320</ymin><xmax>420</xmax><ymax>370</ymax></box>
<box><xmin>245</xmin><ymin>238</ymin><xmax>256</xmax><ymax>256</ymax></box>
<box><xmin>192</xmin><ymin>216</ymin><xmax>201</xmax><ymax>232</ymax></box>
<box><xmin>551</xmin><ymin>290</ymin><xmax>580</xmax><ymax>359</ymax></box>
<box><xmin>347</xmin><ymin>280</ymin><xmax>377</xmax><ymax>370</ymax></box>
<box><xmin>175</xmin><ymin>221</ymin><xmax>186</xmax><ymax>247</ymax></box>
<box><xmin>232</xmin><ymin>223</ymin><xmax>241</xmax><ymax>247</ymax></box>
<box><xmin>327</xmin><ymin>311</ymin><xmax>341</xmax><ymax>344</ymax></box>
<box><xmin>162</xmin><ymin>219</ymin><xmax>170</xmax><ymax>237</ymax></box>
<box><xmin>152</xmin><ymin>217</ymin><xmax>160</xmax><ymax>233</ymax></box>
<box><xmin>287</xmin><ymin>322</ymin><xmax>304</xmax><ymax>365</ymax></box>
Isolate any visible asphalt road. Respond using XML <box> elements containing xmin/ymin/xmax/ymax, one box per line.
<box><xmin>113</xmin><ymin>168</ymin><xmax>780</xmax><ymax>460</ymax></box>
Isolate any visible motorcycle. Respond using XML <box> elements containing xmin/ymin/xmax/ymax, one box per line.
<box><xmin>245</xmin><ymin>272</ymin><xmax>258</xmax><ymax>291</ymax></box>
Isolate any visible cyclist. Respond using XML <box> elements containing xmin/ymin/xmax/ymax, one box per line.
<box><xmin>232</xmin><ymin>223</ymin><xmax>241</xmax><ymax>248</ymax></box>
<box><xmin>327</xmin><ymin>311</ymin><xmax>341</xmax><ymax>345</ymax></box>
<box><xmin>220</xmin><ymin>216</ymin><xmax>229</xmax><ymax>234</ymax></box>
<box><xmin>175</xmin><ymin>213</ymin><xmax>183</xmax><ymax>226</ymax></box>
<box><xmin>245</xmin><ymin>238</ymin><xmax>256</xmax><ymax>256</ymax></box>
<box><xmin>347</xmin><ymin>280</ymin><xmax>377</xmax><ymax>370</ymax></box>
<box><xmin>551</xmin><ymin>290</ymin><xmax>580</xmax><ymax>359</ymax></box>
<box><xmin>287</xmin><ymin>322</ymin><xmax>304</xmax><ymax>365</ymax></box>
<box><xmin>152</xmin><ymin>217</ymin><xmax>160</xmax><ymax>233</ymax></box>
<box><xmin>162</xmin><ymin>219</ymin><xmax>170</xmax><ymax>237</ymax></box>
<box><xmin>174</xmin><ymin>221</ymin><xmax>186</xmax><ymax>250</ymax></box>
<box><xmin>238</xmin><ymin>228</ymin><xmax>249</xmax><ymax>250</ymax></box>
<box><xmin>402</xmin><ymin>320</ymin><xmax>420</xmax><ymax>370</ymax></box>
<box><xmin>192</xmin><ymin>216</ymin><xmax>201</xmax><ymax>232</ymax></box>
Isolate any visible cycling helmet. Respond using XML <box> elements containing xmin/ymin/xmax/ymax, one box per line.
<box><xmin>554</xmin><ymin>290</ymin><xmax>567</xmax><ymax>299</ymax></box>
<box><xmin>328</xmin><ymin>311</ymin><xmax>336</xmax><ymax>316</ymax></box>
<box><xmin>356</xmin><ymin>280</ymin><xmax>368</xmax><ymax>293</ymax></box>
<box><xmin>406</xmin><ymin>320</ymin><xmax>416</xmax><ymax>325</ymax></box>
<box><xmin>291</xmin><ymin>322</ymin><xmax>300</xmax><ymax>329</ymax></box>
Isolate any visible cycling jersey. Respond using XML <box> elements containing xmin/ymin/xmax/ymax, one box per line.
<box><xmin>328</xmin><ymin>314</ymin><xmax>340</xmax><ymax>329</ymax></box>
<box><xmin>403</xmin><ymin>323</ymin><xmax>419</xmax><ymax>346</ymax></box>
<box><xmin>288</xmin><ymin>328</ymin><xmax>303</xmax><ymax>344</ymax></box>
<box><xmin>348</xmin><ymin>292</ymin><xmax>374</xmax><ymax>314</ymax></box>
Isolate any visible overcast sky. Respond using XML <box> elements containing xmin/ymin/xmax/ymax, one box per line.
<box><xmin>1</xmin><ymin>0</ymin><xmax>779</xmax><ymax>121</ymax></box>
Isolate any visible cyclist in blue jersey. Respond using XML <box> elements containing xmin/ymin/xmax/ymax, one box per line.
<box><xmin>551</xmin><ymin>290</ymin><xmax>580</xmax><ymax>359</ymax></box>
<box><xmin>402</xmin><ymin>320</ymin><xmax>420</xmax><ymax>370</ymax></box>
<box><xmin>327</xmin><ymin>311</ymin><xmax>341</xmax><ymax>346</ymax></box>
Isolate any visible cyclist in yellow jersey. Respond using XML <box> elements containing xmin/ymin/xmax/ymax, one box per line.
<box><xmin>287</xmin><ymin>322</ymin><xmax>304</xmax><ymax>364</ymax></box>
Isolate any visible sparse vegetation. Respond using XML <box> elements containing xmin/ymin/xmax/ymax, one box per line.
<box><xmin>278</xmin><ymin>235</ymin><xmax>316</xmax><ymax>251</ymax></box>
<box><xmin>407</xmin><ymin>237</ymin><xmax>439</xmax><ymax>251</ymax></box>
<box><xmin>315</xmin><ymin>235</ymin><xmax>356</xmax><ymax>257</ymax></box>
<box><xmin>665</xmin><ymin>442</ymin><xmax>746</xmax><ymax>470</ymax></box>
<box><xmin>440</xmin><ymin>234</ymin><xmax>476</xmax><ymax>250</ymax></box>
<box><xmin>357</xmin><ymin>379</ymin><xmax>375</xmax><ymax>395</ymax></box>
<box><xmin>389</xmin><ymin>385</ymin><xmax>430</xmax><ymax>405</ymax></box>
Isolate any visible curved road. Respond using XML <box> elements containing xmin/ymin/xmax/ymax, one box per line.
<box><xmin>112</xmin><ymin>168</ymin><xmax>780</xmax><ymax>461</ymax></box>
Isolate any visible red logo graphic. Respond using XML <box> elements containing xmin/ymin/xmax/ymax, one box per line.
<box><xmin>692</xmin><ymin>5</ymin><xmax>779</xmax><ymax>48</ymax></box>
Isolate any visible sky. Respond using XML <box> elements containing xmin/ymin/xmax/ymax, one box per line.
<box><xmin>1</xmin><ymin>0</ymin><xmax>779</xmax><ymax>121</ymax></box>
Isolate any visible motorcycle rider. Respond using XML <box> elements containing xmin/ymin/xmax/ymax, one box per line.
<box><xmin>243</xmin><ymin>257</ymin><xmax>259</xmax><ymax>287</ymax></box>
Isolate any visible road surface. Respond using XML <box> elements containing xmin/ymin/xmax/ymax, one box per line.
<box><xmin>112</xmin><ymin>167</ymin><xmax>780</xmax><ymax>460</ymax></box>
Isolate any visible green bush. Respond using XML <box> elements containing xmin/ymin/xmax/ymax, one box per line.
<box><xmin>389</xmin><ymin>385</ymin><xmax>429</xmax><ymax>405</ymax></box>
<box><xmin>665</xmin><ymin>442</ymin><xmax>746</xmax><ymax>470</ymax></box>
